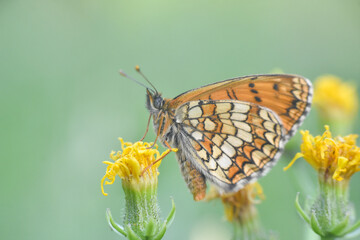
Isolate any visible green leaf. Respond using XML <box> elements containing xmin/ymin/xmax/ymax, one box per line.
<box><xmin>106</xmin><ymin>208</ymin><xmax>127</xmax><ymax>237</ymax></box>
<box><xmin>295</xmin><ymin>192</ymin><xmax>310</xmax><ymax>224</ymax></box>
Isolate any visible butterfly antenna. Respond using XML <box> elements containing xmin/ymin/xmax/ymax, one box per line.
<box><xmin>135</xmin><ymin>65</ymin><xmax>158</xmax><ymax>93</ymax></box>
<box><xmin>119</xmin><ymin>69</ymin><xmax>151</xmax><ymax>90</ymax></box>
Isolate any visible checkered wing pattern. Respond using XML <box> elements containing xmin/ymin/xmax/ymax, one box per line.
<box><xmin>175</xmin><ymin>99</ymin><xmax>284</xmax><ymax>192</ymax></box>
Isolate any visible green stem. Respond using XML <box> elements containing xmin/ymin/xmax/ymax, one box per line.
<box><xmin>232</xmin><ymin>210</ymin><xmax>265</xmax><ymax>240</ymax></box>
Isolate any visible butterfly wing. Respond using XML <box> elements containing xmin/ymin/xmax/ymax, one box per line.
<box><xmin>169</xmin><ymin>74</ymin><xmax>312</xmax><ymax>141</ymax></box>
<box><xmin>174</xmin><ymin>99</ymin><xmax>284</xmax><ymax>193</ymax></box>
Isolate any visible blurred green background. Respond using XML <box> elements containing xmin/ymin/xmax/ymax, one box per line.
<box><xmin>1</xmin><ymin>0</ymin><xmax>359</xmax><ymax>239</ymax></box>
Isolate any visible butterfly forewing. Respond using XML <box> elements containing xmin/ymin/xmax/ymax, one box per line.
<box><xmin>174</xmin><ymin>99</ymin><xmax>284</xmax><ymax>192</ymax></box>
<box><xmin>169</xmin><ymin>74</ymin><xmax>312</xmax><ymax>141</ymax></box>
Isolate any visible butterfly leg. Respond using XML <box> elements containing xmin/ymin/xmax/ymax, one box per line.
<box><xmin>140</xmin><ymin>114</ymin><xmax>152</xmax><ymax>141</ymax></box>
<box><xmin>176</xmin><ymin>150</ymin><xmax>207</xmax><ymax>201</ymax></box>
<box><xmin>148</xmin><ymin>115</ymin><xmax>164</xmax><ymax>149</ymax></box>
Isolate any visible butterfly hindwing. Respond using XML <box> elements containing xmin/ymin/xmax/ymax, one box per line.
<box><xmin>174</xmin><ymin>99</ymin><xmax>285</xmax><ymax>192</ymax></box>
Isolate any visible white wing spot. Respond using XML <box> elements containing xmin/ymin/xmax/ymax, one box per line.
<box><xmin>222</xmin><ymin>124</ymin><xmax>237</xmax><ymax>135</ymax></box>
<box><xmin>263</xmin><ymin>121</ymin><xmax>276</xmax><ymax>132</ymax></box>
<box><xmin>263</xmin><ymin>144</ymin><xmax>275</xmax><ymax>156</ymax></box>
<box><xmin>292</xmin><ymin>77</ymin><xmax>301</xmax><ymax>84</ymax></box>
<box><xmin>188</xmin><ymin>106</ymin><xmax>203</xmax><ymax>118</ymax></box>
<box><xmin>215</xmin><ymin>103</ymin><xmax>232</xmax><ymax>114</ymax></box>
<box><xmin>252</xmin><ymin>150</ymin><xmax>267</xmax><ymax>166</ymax></box>
<box><xmin>227</xmin><ymin>135</ymin><xmax>243</xmax><ymax>147</ymax></box>
<box><xmin>192</xmin><ymin>131</ymin><xmax>203</xmax><ymax>141</ymax></box>
<box><xmin>264</xmin><ymin>132</ymin><xmax>277</xmax><ymax>145</ymax></box>
<box><xmin>220</xmin><ymin>118</ymin><xmax>233</xmax><ymax>126</ymax></box>
<box><xmin>212</xmin><ymin>134</ymin><xmax>224</xmax><ymax>146</ymax></box>
<box><xmin>204</xmin><ymin>118</ymin><xmax>216</xmax><ymax>131</ymax></box>
<box><xmin>217</xmin><ymin>154</ymin><xmax>232</xmax><ymax>169</ymax></box>
<box><xmin>212</xmin><ymin>145</ymin><xmax>222</xmax><ymax>158</ymax></box>
<box><xmin>190</xmin><ymin>119</ymin><xmax>199</xmax><ymax>127</ymax></box>
<box><xmin>259</xmin><ymin>110</ymin><xmax>270</xmax><ymax>121</ymax></box>
<box><xmin>219</xmin><ymin>113</ymin><xmax>231</xmax><ymax>119</ymax></box>
<box><xmin>294</xmin><ymin>83</ymin><xmax>302</xmax><ymax>90</ymax></box>
<box><xmin>207</xmin><ymin>158</ymin><xmax>217</xmax><ymax>170</ymax></box>
<box><xmin>232</xmin><ymin>103</ymin><xmax>250</xmax><ymax>113</ymax></box>
<box><xmin>233</xmin><ymin>121</ymin><xmax>251</xmax><ymax>132</ymax></box>
<box><xmin>230</xmin><ymin>113</ymin><xmax>247</xmax><ymax>121</ymax></box>
<box><xmin>221</xmin><ymin>141</ymin><xmax>236</xmax><ymax>157</ymax></box>
<box><xmin>198</xmin><ymin>149</ymin><xmax>208</xmax><ymax>160</ymax></box>
<box><xmin>236</xmin><ymin>128</ymin><xmax>253</xmax><ymax>142</ymax></box>
<box><xmin>292</xmin><ymin>90</ymin><xmax>302</xmax><ymax>100</ymax></box>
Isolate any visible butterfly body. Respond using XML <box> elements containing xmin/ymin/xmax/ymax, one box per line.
<box><xmin>145</xmin><ymin>74</ymin><xmax>312</xmax><ymax>200</ymax></box>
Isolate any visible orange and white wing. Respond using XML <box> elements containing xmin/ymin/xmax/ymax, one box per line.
<box><xmin>170</xmin><ymin>74</ymin><xmax>312</xmax><ymax>141</ymax></box>
<box><xmin>174</xmin><ymin>99</ymin><xmax>284</xmax><ymax>192</ymax></box>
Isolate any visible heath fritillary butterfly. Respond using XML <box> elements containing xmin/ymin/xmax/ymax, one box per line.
<box><xmin>135</xmin><ymin>71</ymin><xmax>313</xmax><ymax>201</ymax></box>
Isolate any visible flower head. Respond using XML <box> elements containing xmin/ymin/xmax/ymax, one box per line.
<box><xmin>102</xmin><ymin>138</ymin><xmax>177</xmax><ymax>240</ymax></box>
<box><xmin>287</xmin><ymin>127</ymin><xmax>360</xmax><ymax>239</ymax></box>
<box><xmin>101</xmin><ymin>138</ymin><xmax>176</xmax><ymax>196</ymax></box>
<box><xmin>207</xmin><ymin>182</ymin><xmax>265</xmax><ymax>222</ymax></box>
<box><xmin>313</xmin><ymin>75</ymin><xmax>358</xmax><ymax>119</ymax></box>
<box><xmin>285</xmin><ymin>126</ymin><xmax>360</xmax><ymax>182</ymax></box>
<box><xmin>207</xmin><ymin>183</ymin><xmax>266</xmax><ymax>239</ymax></box>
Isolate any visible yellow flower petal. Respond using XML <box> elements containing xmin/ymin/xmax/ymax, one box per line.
<box><xmin>289</xmin><ymin>126</ymin><xmax>360</xmax><ymax>182</ymax></box>
<box><xmin>101</xmin><ymin>138</ymin><xmax>177</xmax><ymax>196</ymax></box>
<box><xmin>217</xmin><ymin>182</ymin><xmax>264</xmax><ymax>222</ymax></box>
<box><xmin>284</xmin><ymin>153</ymin><xmax>304</xmax><ymax>171</ymax></box>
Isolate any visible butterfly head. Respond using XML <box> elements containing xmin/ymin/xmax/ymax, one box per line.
<box><xmin>146</xmin><ymin>89</ymin><xmax>164</xmax><ymax>114</ymax></box>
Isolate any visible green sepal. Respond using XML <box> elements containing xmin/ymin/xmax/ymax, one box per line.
<box><xmin>329</xmin><ymin>216</ymin><xmax>349</xmax><ymax>236</ymax></box>
<box><xmin>153</xmin><ymin>221</ymin><xmax>167</xmax><ymax>240</ymax></box>
<box><xmin>153</xmin><ymin>198</ymin><xmax>176</xmax><ymax>240</ymax></box>
<box><xmin>310</xmin><ymin>212</ymin><xmax>325</xmax><ymax>237</ymax></box>
<box><xmin>144</xmin><ymin>218</ymin><xmax>157</xmax><ymax>237</ymax></box>
<box><xmin>125</xmin><ymin>225</ymin><xmax>142</xmax><ymax>240</ymax></box>
<box><xmin>106</xmin><ymin>208</ymin><xmax>127</xmax><ymax>237</ymax></box>
<box><xmin>295</xmin><ymin>193</ymin><xmax>310</xmax><ymax>224</ymax></box>
<box><xmin>165</xmin><ymin>198</ymin><xmax>176</xmax><ymax>228</ymax></box>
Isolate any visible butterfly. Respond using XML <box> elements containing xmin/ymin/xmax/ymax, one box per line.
<box><xmin>140</xmin><ymin>71</ymin><xmax>313</xmax><ymax>201</ymax></box>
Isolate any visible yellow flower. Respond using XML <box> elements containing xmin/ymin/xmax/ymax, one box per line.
<box><xmin>102</xmin><ymin>138</ymin><xmax>178</xmax><ymax>239</ymax></box>
<box><xmin>101</xmin><ymin>138</ymin><xmax>177</xmax><ymax>196</ymax></box>
<box><xmin>313</xmin><ymin>75</ymin><xmax>358</xmax><ymax>118</ymax></box>
<box><xmin>207</xmin><ymin>183</ymin><xmax>265</xmax><ymax>223</ymax></box>
<box><xmin>284</xmin><ymin>126</ymin><xmax>360</xmax><ymax>182</ymax></box>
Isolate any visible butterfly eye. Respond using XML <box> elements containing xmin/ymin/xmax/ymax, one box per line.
<box><xmin>154</xmin><ymin>97</ymin><xmax>164</xmax><ymax>109</ymax></box>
